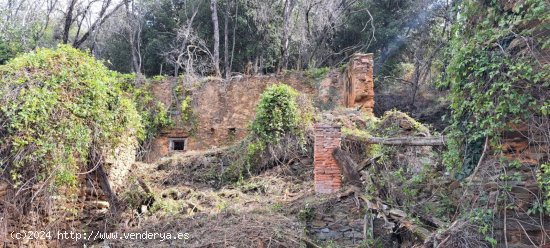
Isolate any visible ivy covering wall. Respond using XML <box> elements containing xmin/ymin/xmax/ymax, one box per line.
<box><xmin>441</xmin><ymin>0</ymin><xmax>549</xmax><ymax>179</ymax></box>
<box><xmin>0</xmin><ymin>45</ymin><xmax>143</xmax><ymax>191</ymax></box>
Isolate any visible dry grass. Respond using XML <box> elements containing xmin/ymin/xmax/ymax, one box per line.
<box><xmin>100</xmin><ymin>150</ymin><xmax>316</xmax><ymax>247</ymax></box>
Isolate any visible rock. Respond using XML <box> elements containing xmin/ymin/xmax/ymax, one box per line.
<box><xmin>300</xmin><ymin>158</ymin><xmax>313</xmax><ymax>165</ymax></box>
<box><xmin>141</xmin><ymin>205</ymin><xmax>148</xmax><ymax>213</ymax></box>
<box><xmin>483</xmin><ymin>182</ymin><xmax>498</xmax><ymax>191</ymax></box>
<box><xmin>323</xmin><ymin>217</ymin><xmax>335</xmax><ymax>222</ymax></box>
<box><xmin>88</xmin><ymin>200</ymin><xmax>110</xmax><ymax>209</ymax></box>
<box><xmin>316</xmin><ymin>230</ymin><xmax>342</xmax><ymax>240</ymax></box>
<box><xmin>339</xmin><ymin>226</ymin><xmax>352</xmax><ymax>232</ymax></box>
<box><xmin>90</xmin><ymin>209</ymin><xmax>109</xmax><ymax>215</ymax></box>
<box><xmin>389</xmin><ymin>209</ymin><xmax>406</xmax><ymax>218</ymax></box>
<box><xmin>0</xmin><ymin>182</ymin><xmax>8</xmax><ymax>192</ymax></box>
<box><xmin>312</xmin><ymin>220</ymin><xmax>327</xmax><ymax>228</ymax></box>
<box><xmin>344</xmin><ymin>230</ymin><xmax>363</xmax><ymax>239</ymax></box>
<box><xmin>321</xmin><ymin>228</ymin><xmax>330</xmax><ymax>233</ymax></box>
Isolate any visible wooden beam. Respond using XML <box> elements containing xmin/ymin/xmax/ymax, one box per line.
<box><xmin>344</xmin><ymin>135</ymin><xmax>447</xmax><ymax>146</ymax></box>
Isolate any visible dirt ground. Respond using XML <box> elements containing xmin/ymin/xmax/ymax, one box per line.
<box><xmin>95</xmin><ymin>151</ymin><xmax>324</xmax><ymax>247</ymax></box>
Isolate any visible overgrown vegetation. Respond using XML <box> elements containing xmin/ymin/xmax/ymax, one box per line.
<box><xmin>433</xmin><ymin>1</ymin><xmax>550</xmax><ymax>246</ymax></box>
<box><xmin>178</xmin><ymin>93</ymin><xmax>199</xmax><ymax>135</ymax></box>
<box><xmin>116</xmin><ymin>74</ymin><xmax>173</xmax><ymax>158</ymax></box>
<box><xmin>441</xmin><ymin>0</ymin><xmax>549</xmax><ymax>178</ymax></box>
<box><xmin>248</xmin><ymin>84</ymin><xmax>313</xmax><ymax>165</ymax></box>
<box><xmin>250</xmin><ymin>84</ymin><xmax>307</xmax><ymax>146</ymax></box>
<box><xmin>218</xmin><ymin>84</ymin><xmax>314</xmax><ymax>182</ymax></box>
<box><xmin>0</xmin><ymin>45</ymin><xmax>142</xmax><ymax>195</ymax></box>
<box><xmin>305</xmin><ymin>67</ymin><xmax>330</xmax><ymax>88</ymax></box>
<box><xmin>538</xmin><ymin>163</ymin><xmax>550</xmax><ymax>214</ymax></box>
<box><xmin>343</xmin><ymin>110</ymin><xmax>452</xmax><ymax>219</ymax></box>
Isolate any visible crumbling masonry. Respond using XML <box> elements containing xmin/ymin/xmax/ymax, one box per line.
<box><xmin>313</xmin><ymin>124</ymin><xmax>343</xmax><ymax>194</ymax></box>
<box><xmin>147</xmin><ymin>54</ymin><xmax>375</xmax><ymax>194</ymax></box>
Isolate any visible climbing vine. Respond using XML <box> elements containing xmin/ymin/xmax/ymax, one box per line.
<box><xmin>0</xmin><ymin>45</ymin><xmax>142</xmax><ymax>191</ymax></box>
<box><xmin>537</xmin><ymin>163</ymin><xmax>550</xmax><ymax>214</ymax></box>
<box><xmin>117</xmin><ymin>74</ymin><xmax>173</xmax><ymax>150</ymax></box>
<box><xmin>242</xmin><ymin>84</ymin><xmax>313</xmax><ymax>172</ymax></box>
<box><xmin>250</xmin><ymin>84</ymin><xmax>308</xmax><ymax>147</ymax></box>
<box><xmin>440</xmin><ymin>0</ymin><xmax>550</xmax><ymax>178</ymax></box>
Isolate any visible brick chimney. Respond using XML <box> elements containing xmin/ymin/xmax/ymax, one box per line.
<box><xmin>314</xmin><ymin>124</ymin><xmax>342</xmax><ymax>194</ymax></box>
<box><xmin>344</xmin><ymin>53</ymin><xmax>374</xmax><ymax>114</ymax></box>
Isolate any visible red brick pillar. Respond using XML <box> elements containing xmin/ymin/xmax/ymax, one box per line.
<box><xmin>314</xmin><ymin>124</ymin><xmax>342</xmax><ymax>194</ymax></box>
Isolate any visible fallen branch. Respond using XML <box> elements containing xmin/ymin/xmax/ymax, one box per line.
<box><xmin>345</xmin><ymin>135</ymin><xmax>447</xmax><ymax>146</ymax></box>
<box><xmin>360</xmin><ymin>197</ymin><xmax>433</xmax><ymax>241</ymax></box>
<box><xmin>357</xmin><ymin>155</ymin><xmax>381</xmax><ymax>172</ymax></box>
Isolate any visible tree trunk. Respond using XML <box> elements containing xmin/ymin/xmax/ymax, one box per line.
<box><xmin>72</xmin><ymin>0</ymin><xmax>126</xmax><ymax>48</ymax></box>
<box><xmin>229</xmin><ymin>0</ymin><xmax>237</xmax><ymax>74</ymax></box>
<box><xmin>210</xmin><ymin>0</ymin><xmax>221</xmax><ymax>77</ymax></box>
<box><xmin>279</xmin><ymin>0</ymin><xmax>294</xmax><ymax>72</ymax></box>
<box><xmin>223</xmin><ymin>0</ymin><xmax>230</xmax><ymax>79</ymax></box>
<box><xmin>62</xmin><ymin>0</ymin><xmax>77</xmax><ymax>44</ymax></box>
<box><xmin>126</xmin><ymin>0</ymin><xmax>141</xmax><ymax>75</ymax></box>
<box><xmin>345</xmin><ymin>135</ymin><xmax>447</xmax><ymax>146</ymax></box>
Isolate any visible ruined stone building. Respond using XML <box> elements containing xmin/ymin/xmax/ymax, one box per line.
<box><xmin>145</xmin><ymin>53</ymin><xmax>374</xmax><ymax>162</ymax></box>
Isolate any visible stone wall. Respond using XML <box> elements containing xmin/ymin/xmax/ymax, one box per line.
<box><xmin>313</xmin><ymin>124</ymin><xmax>342</xmax><ymax>194</ymax></box>
<box><xmin>467</xmin><ymin>123</ymin><xmax>550</xmax><ymax>247</ymax></box>
<box><xmin>147</xmin><ymin>53</ymin><xmax>375</xmax><ymax>162</ymax></box>
<box><xmin>147</xmin><ymin>73</ymin><xmax>318</xmax><ymax>161</ymax></box>
<box><xmin>104</xmin><ymin>136</ymin><xmax>137</xmax><ymax>193</ymax></box>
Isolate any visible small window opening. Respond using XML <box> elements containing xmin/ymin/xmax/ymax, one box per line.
<box><xmin>169</xmin><ymin>138</ymin><xmax>186</xmax><ymax>151</ymax></box>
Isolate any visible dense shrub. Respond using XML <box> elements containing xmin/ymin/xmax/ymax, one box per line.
<box><xmin>250</xmin><ymin>83</ymin><xmax>310</xmax><ymax>147</ymax></box>
<box><xmin>0</xmin><ymin>45</ymin><xmax>142</xmax><ymax>189</ymax></box>
<box><xmin>225</xmin><ymin>83</ymin><xmax>314</xmax><ymax>176</ymax></box>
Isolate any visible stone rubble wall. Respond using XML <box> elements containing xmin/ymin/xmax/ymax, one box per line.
<box><xmin>104</xmin><ymin>135</ymin><xmax>137</xmax><ymax>193</ymax></box>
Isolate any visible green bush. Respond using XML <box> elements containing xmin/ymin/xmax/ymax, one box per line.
<box><xmin>221</xmin><ymin>83</ymin><xmax>313</xmax><ymax>177</ymax></box>
<box><xmin>0</xmin><ymin>38</ymin><xmax>21</xmax><ymax>64</ymax></box>
<box><xmin>250</xmin><ymin>83</ymin><xmax>308</xmax><ymax>146</ymax></box>
<box><xmin>0</xmin><ymin>45</ymin><xmax>142</xmax><ymax>188</ymax></box>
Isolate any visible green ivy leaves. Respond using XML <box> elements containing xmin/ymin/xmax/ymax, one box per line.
<box><xmin>250</xmin><ymin>83</ymin><xmax>302</xmax><ymax>145</ymax></box>
<box><xmin>0</xmin><ymin>45</ymin><xmax>143</xmax><ymax>188</ymax></box>
<box><xmin>441</xmin><ymin>0</ymin><xmax>549</xmax><ymax>176</ymax></box>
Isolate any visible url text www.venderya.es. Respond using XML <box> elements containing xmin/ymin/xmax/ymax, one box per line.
<box><xmin>10</xmin><ymin>230</ymin><xmax>190</xmax><ymax>242</ymax></box>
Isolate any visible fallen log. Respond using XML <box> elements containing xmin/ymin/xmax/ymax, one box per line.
<box><xmin>344</xmin><ymin>135</ymin><xmax>447</xmax><ymax>146</ymax></box>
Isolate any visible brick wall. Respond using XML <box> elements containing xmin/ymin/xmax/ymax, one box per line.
<box><xmin>147</xmin><ymin>73</ymin><xmax>318</xmax><ymax>162</ymax></box>
<box><xmin>345</xmin><ymin>53</ymin><xmax>374</xmax><ymax>114</ymax></box>
<box><xmin>147</xmin><ymin>53</ymin><xmax>374</xmax><ymax>162</ymax></box>
<box><xmin>314</xmin><ymin>124</ymin><xmax>342</xmax><ymax>194</ymax></box>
